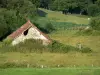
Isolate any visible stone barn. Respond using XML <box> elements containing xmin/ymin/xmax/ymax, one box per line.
<box><xmin>8</xmin><ymin>20</ymin><xmax>52</xmax><ymax>45</ymax></box>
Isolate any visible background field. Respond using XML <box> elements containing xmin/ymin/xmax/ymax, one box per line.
<box><xmin>49</xmin><ymin>30</ymin><xmax>100</xmax><ymax>52</ymax></box>
<box><xmin>38</xmin><ymin>8</ymin><xmax>89</xmax><ymax>24</ymax></box>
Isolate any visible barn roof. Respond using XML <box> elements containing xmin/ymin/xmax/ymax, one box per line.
<box><xmin>8</xmin><ymin>20</ymin><xmax>51</xmax><ymax>42</ymax></box>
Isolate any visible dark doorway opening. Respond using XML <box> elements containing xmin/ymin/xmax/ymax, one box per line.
<box><xmin>24</xmin><ymin>29</ymin><xmax>28</xmax><ymax>36</ymax></box>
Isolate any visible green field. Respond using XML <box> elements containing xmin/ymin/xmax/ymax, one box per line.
<box><xmin>49</xmin><ymin>30</ymin><xmax>100</xmax><ymax>52</ymax></box>
<box><xmin>0</xmin><ymin>52</ymin><xmax>100</xmax><ymax>67</ymax></box>
<box><xmin>0</xmin><ymin>68</ymin><xmax>100</xmax><ymax>75</ymax></box>
<box><xmin>38</xmin><ymin>8</ymin><xmax>89</xmax><ymax>24</ymax></box>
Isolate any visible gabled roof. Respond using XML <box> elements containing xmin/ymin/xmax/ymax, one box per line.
<box><xmin>8</xmin><ymin>20</ymin><xmax>32</xmax><ymax>39</ymax></box>
<box><xmin>8</xmin><ymin>20</ymin><xmax>52</xmax><ymax>42</ymax></box>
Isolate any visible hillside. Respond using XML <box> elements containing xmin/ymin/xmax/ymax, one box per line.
<box><xmin>0</xmin><ymin>8</ymin><xmax>100</xmax><ymax>68</ymax></box>
<box><xmin>38</xmin><ymin>8</ymin><xmax>100</xmax><ymax>53</ymax></box>
<box><xmin>38</xmin><ymin>8</ymin><xmax>89</xmax><ymax>24</ymax></box>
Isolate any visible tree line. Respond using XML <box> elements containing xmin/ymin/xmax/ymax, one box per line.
<box><xmin>39</xmin><ymin>0</ymin><xmax>100</xmax><ymax>16</ymax></box>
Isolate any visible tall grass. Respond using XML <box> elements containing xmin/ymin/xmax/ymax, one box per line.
<box><xmin>0</xmin><ymin>39</ymin><xmax>92</xmax><ymax>53</ymax></box>
<box><xmin>0</xmin><ymin>39</ymin><xmax>47</xmax><ymax>53</ymax></box>
<box><xmin>76</xmin><ymin>29</ymin><xmax>100</xmax><ymax>36</ymax></box>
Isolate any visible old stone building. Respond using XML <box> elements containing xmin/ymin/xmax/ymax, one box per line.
<box><xmin>8</xmin><ymin>20</ymin><xmax>52</xmax><ymax>45</ymax></box>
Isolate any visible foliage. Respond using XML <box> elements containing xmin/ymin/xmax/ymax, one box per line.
<box><xmin>31</xmin><ymin>17</ymin><xmax>55</xmax><ymax>33</ymax></box>
<box><xmin>90</xmin><ymin>17</ymin><xmax>100</xmax><ymax>30</ymax></box>
<box><xmin>0</xmin><ymin>39</ymin><xmax>92</xmax><ymax>53</ymax></box>
<box><xmin>48</xmin><ymin>41</ymin><xmax>92</xmax><ymax>53</ymax></box>
<box><xmin>1</xmin><ymin>0</ymin><xmax>100</xmax><ymax>16</ymax></box>
<box><xmin>39</xmin><ymin>0</ymin><xmax>100</xmax><ymax>16</ymax></box>
<box><xmin>0</xmin><ymin>62</ymin><xmax>27</xmax><ymax>69</ymax></box>
<box><xmin>0</xmin><ymin>0</ymin><xmax>38</xmax><ymax>40</ymax></box>
<box><xmin>32</xmin><ymin>16</ymin><xmax>88</xmax><ymax>33</ymax></box>
<box><xmin>44</xmin><ymin>22</ymin><xmax>55</xmax><ymax>33</ymax></box>
<box><xmin>29</xmin><ymin>0</ymin><xmax>40</xmax><ymax>7</ymax></box>
<box><xmin>6</xmin><ymin>0</ymin><xmax>37</xmax><ymax>17</ymax></box>
<box><xmin>81</xmin><ymin>47</ymin><xmax>92</xmax><ymax>53</ymax></box>
<box><xmin>0</xmin><ymin>39</ymin><xmax>47</xmax><ymax>53</ymax></box>
<box><xmin>87</xmin><ymin>4</ymin><xmax>100</xmax><ymax>16</ymax></box>
<box><xmin>3</xmin><ymin>38</ymin><xmax>13</xmax><ymax>46</ymax></box>
<box><xmin>0</xmin><ymin>9</ymin><xmax>26</xmax><ymax>40</ymax></box>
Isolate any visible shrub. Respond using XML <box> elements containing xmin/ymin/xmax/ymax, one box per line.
<box><xmin>48</xmin><ymin>41</ymin><xmax>92</xmax><ymax>53</ymax></box>
<box><xmin>0</xmin><ymin>62</ymin><xmax>28</xmax><ymax>69</ymax></box>
<box><xmin>0</xmin><ymin>39</ymin><xmax>92</xmax><ymax>53</ymax></box>
<box><xmin>90</xmin><ymin>17</ymin><xmax>100</xmax><ymax>30</ymax></box>
<box><xmin>80</xmin><ymin>47</ymin><xmax>92</xmax><ymax>53</ymax></box>
<box><xmin>32</xmin><ymin>18</ymin><xmax>55</xmax><ymax>33</ymax></box>
<box><xmin>76</xmin><ymin>43</ymin><xmax>92</xmax><ymax>53</ymax></box>
<box><xmin>0</xmin><ymin>39</ymin><xmax>47</xmax><ymax>53</ymax></box>
<box><xmin>3</xmin><ymin>38</ymin><xmax>13</xmax><ymax>46</ymax></box>
<box><xmin>11</xmin><ymin>39</ymin><xmax>47</xmax><ymax>53</ymax></box>
<box><xmin>87</xmin><ymin>4</ymin><xmax>100</xmax><ymax>16</ymax></box>
<box><xmin>48</xmin><ymin>41</ymin><xmax>78</xmax><ymax>53</ymax></box>
<box><xmin>44</xmin><ymin>22</ymin><xmax>55</xmax><ymax>33</ymax></box>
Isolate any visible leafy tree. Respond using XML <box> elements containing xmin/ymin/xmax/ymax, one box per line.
<box><xmin>0</xmin><ymin>0</ymin><xmax>7</xmax><ymax>8</ymax></box>
<box><xmin>87</xmin><ymin>4</ymin><xmax>100</xmax><ymax>16</ymax></box>
<box><xmin>49</xmin><ymin>0</ymin><xmax>93</xmax><ymax>14</ymax></box>
<box><xmin>6</xmin><ymin>0</ymin><xmax>37</xmax><ymax>17</ymax></box>
<box><xmin>40</xmin><ymin>0</ymin><xmax>53</xmax><ymax>9</ymax></box>
<box><xmin>90</xmin><ymin>17</ymin><xmax>100</xmax><ymax>30</ymax></box>
<box><xmin>30</xmin><ymin>0</ymin><xmax>40</xmax><ymax>7</ymax></box>
<box><xmin>0</xmin><ymin>9</ymin><xmax>26</xmax><ymax>40</ymax></box>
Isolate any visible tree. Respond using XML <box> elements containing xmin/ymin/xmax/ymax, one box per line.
<box><xmin>30</xmin><ymin>0</ymin><xmax>40</xmax><ymax>7</ymax></box>
<box><xmin>6</xmin><ymin>0</ymin><xmax>37</xmax><ymax>17</ymax></box>
<box><xmin>0</xmin><ymin>9</ymin><xmax>10</xmax><ymax>40</ymax></box>
<box><xmin>0</xmin><ymin>9</ymin><xmax>26</xmax><ymax>40</ymax></box>
<box><xmin>87</xmin><ymin>4</ymin><xmax>100</xmax><ymax>16</ymax></box>
<box><xmin>0</xmin><ymin>0</ymin><xmax>7</xmax><ymax>8</ymax></box>
<box><xmin>49</xmin><ymin>0</ymin><xmax>93</xmax><ymax>14</ymax></box>
<box><xmin>40</xmin><ymin>0</ymin><xmax>54</xmax><ymax>9</ymax></box>
<box><xmin>90</xmin><ymin>17</ymin><xmax>100</xmax><ymax>30</ymax></box>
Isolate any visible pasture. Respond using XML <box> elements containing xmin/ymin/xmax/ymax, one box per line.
<box><xmin>0</xmin><ymin>52</ymin><xmax>100</xmax><ymax>67</ymax></box>
<box><xmin>38</xmin><ymin>8</ymin><xmax>89</xmax><ymax>24</ymax></box>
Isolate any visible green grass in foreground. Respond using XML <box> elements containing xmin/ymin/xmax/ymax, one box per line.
<box><xmin>0</xmin><ymin>68</ymin><xmax>100</xmax><ymax>75</ymax></box>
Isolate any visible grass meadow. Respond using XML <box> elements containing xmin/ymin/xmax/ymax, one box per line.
<box><xmin>0</xmin><ymin>68</ymin><xmax>100</xmax><ymax>75</ymax></box>
<box><xmin>38</xmin><ymin>8</ymin><xmax>89</xmax><ymax>24</ymax></box>
<box><xmin>0</xmin><ymin>52</ymin><xmax>100</xmax><ymax>67</ymax></box>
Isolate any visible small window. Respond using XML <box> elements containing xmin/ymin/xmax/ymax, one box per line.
<box><xmin>24</xmin><ymin>29</ymin><xmax>28</xmax><ymax>36</ymax></box>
